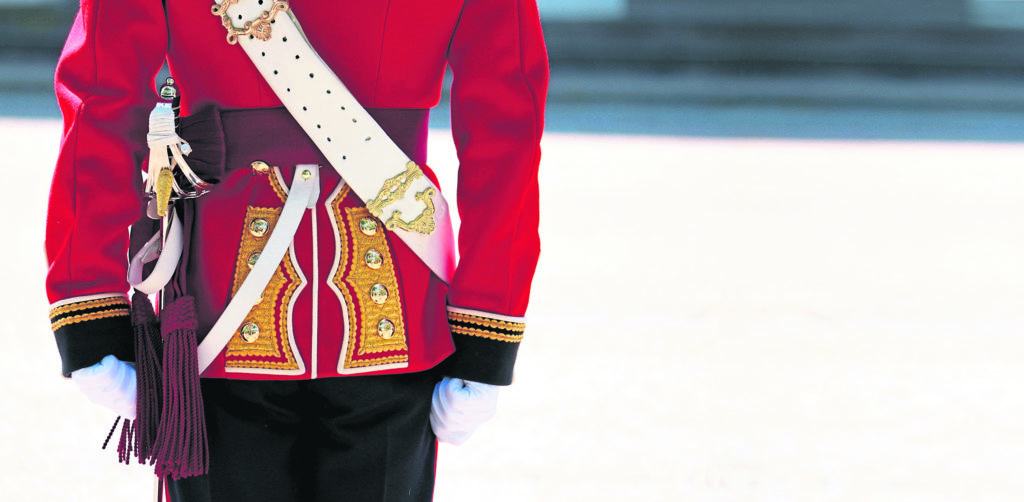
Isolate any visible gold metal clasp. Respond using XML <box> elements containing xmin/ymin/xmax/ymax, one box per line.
<box><xmin>384</xmin><ymin>188</ymin><xmax>436</xmax><ymax>235</ymax></box>
<box><xmin>367</xmin><ymin>162</ymin><xmax>437</xmax><ymax>235</ymax></box>
<box><xmin>212</xmin><ymin>0</ymin><xmax>290</xmax><ymax>45</ymax></box>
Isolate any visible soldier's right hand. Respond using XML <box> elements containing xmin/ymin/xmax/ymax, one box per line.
<box><xmin>71</xmin><ymin>355</ymin><xmax>137</xmax><ymax>419</ymax></box>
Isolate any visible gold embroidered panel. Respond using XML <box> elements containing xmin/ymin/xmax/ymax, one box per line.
<box><xmin>329</xmin><ymin>188</ymin><xmax>409</xmax><ymax>370</ymax></box>
<box><xmin>225</xmin><ymin>206</ymin><xmax>303</xmax><ymax>371</ymax></box>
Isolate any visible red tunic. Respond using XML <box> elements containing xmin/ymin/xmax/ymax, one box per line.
<box><xmin>46</xmin><ymin>0</ymin><xmax>548</xmax><ymax>384</ymax></box>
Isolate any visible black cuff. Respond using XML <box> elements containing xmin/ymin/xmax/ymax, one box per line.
<box><xmin>50</xmin><ymin>297</ymin><xmax>134</xmax><ymax>377</ymax></box>
<box><xmin>442</xmin><ymin>333</ymin><xmax>521</xmax><ymax>385</ymax></box>
<box><xmin>442</xmin><ymin>309</ymin><xmax>525</xmax><ymax>386</ymax></box>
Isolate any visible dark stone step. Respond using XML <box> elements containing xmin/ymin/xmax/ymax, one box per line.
<box><xmin>6</xmin><ymin>5</ymin><xmax>1024</xmax><ymax>75</ymax></box>
<box><xmin>627</xmin><ymin>0</ymin><xmax>970</xmax><ymax>28</ymax></box>
<box><xmin>542</xmin><ymin>20</ymin><xmax>1024</xmax><ymax>73</ymax></box>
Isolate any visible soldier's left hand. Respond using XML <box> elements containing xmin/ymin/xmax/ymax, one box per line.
<box><xmin>71</xmin><ymin>354</ymin><xmax>137</xmax><ymax>419</ymax></box>
<box><xmin>429</xmin><ymin>377</ymin><xmax>499</xmax><ymax>445</ymax></box>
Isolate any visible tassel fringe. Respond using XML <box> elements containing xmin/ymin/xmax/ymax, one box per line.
<box><xmin>117</xmin><ymin>418</ymin><xmax>136</xmax><ymax>465</ymax></box>
<box><xmin>133</xmin><ymin>291</ymin><xmax>163</xmax><ymax>465</ymax></box>
<box><xmin>107</xmin><ymin>293</ymin><xmax>208</xmax><ymax>480</ymax></box>
<box><xmin>152</xmin><ymin>296</ymin><xmax>208</xmax><ymax>480</ymax></box>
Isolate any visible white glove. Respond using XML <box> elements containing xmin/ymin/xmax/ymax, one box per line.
<box><xmin>71</xmin><ymin>355</ymin><xmax>137</xmax><ymax>419</ymax></box>
<box><xmin>429</xmin><ymin>377</ymin><xmax>499</xmax><ymax>445</ymax></box>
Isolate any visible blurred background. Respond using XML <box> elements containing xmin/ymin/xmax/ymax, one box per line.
<box><xmin>3</xmin><ymin>1</ymin><xmax>1024</xmax><ymax>501</ymax></box>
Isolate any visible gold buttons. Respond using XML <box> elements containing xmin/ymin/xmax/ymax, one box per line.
<box><xmin>241</xmin><ymin>322</ymin><xmax>260</xmax><ymax>343</ymax></box>
<box><xmin>251</xmin><ymin>160</ymin><xmax>270</xmax><ymax>175</ymax></box>
<box><xmin>248</xmin><ymin>218</ymin><xmax>269</xmax><ymax>237</ymax></box>
<box><xmin>369</xmin><ymin>284</ymin><xmax>388</xmax><ymax>304</ymax></box>
<box><xmin>247</xmin><ymin>251</ymin><xmax>261</xmax><ymax>269</ymax></box>
<box><xmin>301</xmin><ymin>168</ymin><xmax>312</xmax><ymax>180</ymax></box>
<box><xmin>358</xmin><ymin>218</ymin><xmax>378</xmax><ymax>236</ymax></box>
<box><xmin>377</xmin><ymin>319</ymin><xmax>395</xmax><ymax>339</ymax></box>
<box><xmin>364</xmin><ymin>249</ymin><xmax>383</xmax><ymax>270</ymax></box>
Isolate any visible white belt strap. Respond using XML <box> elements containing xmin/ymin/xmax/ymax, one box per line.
<box><xmin>196</xmin><ymin>165</ymin><xmax>320</xmax><ymax>373</ymax></box>
<box><xmin>211</xmin><ymin>0</ymin><xmax>455</xmax><ymax>283</ymax></box>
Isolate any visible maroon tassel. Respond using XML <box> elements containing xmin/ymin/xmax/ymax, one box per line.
<box><xmin>117</xmin><ymin>419</ymin><xmax>136</xmax><ymax>465</ymax></box>
<box><xmin>102</xmin><ymin>416</ymin><xmax>121</xmax><ymax>450</ymax></box>
<box><xmin>132</xmin><ymin>291</ymin><xmax>163</xmax><ymax>465</ymax></box>
<box><xmin>104</xmin><ymin>416</ymin><xmax>137</xmax><ymax>465</ymax></box>
<box><xmin>152</xmin><ymin>295</ymin><xmax>209</xmax><ymax>480</ymax></box>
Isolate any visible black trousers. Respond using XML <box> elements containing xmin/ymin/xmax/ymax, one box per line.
<box><xmin>168</xmin><ymin>370</ymin><xmax>440</xmax><ymax>502</ymax></box>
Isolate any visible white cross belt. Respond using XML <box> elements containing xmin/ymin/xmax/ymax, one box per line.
<box><xmin>211</xmin><ymin>0</ymin><xmax>456</xmax><ymax>282</ymax></box>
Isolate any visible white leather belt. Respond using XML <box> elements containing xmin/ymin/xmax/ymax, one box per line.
<box><xmin>211</xmin><ymin>0</ymin><xmax>455</xmax><ymax>283</ymax></box>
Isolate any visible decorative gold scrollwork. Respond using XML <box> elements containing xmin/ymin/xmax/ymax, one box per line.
<box><xmin>212</xmin><ymin>0</ymin><xmax>290</xmax><ymax>45</ymax></box>
<box><xmin>384</xmin><ymin>188</ymin><xmax>436</xmax><ymax>235</ymax></box>
<box><xmin>365</xmin><ymin>162</ymin><xmax>437</xmax><ymax>235</ymax></box>
<box><xmin>366</xmin><ymin>162</ymin><xmax>423</xmax><ymax>216</ymax></box>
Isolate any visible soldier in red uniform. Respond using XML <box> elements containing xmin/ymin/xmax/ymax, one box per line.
<box><xmin>47</xmin><ymin>0</ymin><xmax>547</xmax><ymax>500</ymax></box>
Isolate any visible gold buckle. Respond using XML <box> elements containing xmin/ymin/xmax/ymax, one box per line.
<box><xmin>211</xmin><ymin>0</ymin><xmax>290</xmax><ymax>45</ymax></box>
<box><xmin>367</xmin><ymin>162</ymin><xmax>437</xmax><ymax>235</ymax></box>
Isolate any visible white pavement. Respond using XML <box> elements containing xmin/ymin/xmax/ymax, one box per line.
<box><xmin>2</xmin><ymin>119</ymin><xmax>1024</xmax><ymax>501</ymax></box>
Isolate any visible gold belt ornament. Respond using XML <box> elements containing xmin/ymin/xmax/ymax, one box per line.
<box><xmin>366</xmin><ymin>162</ymin><xmax>436</xmax><ymax>235</ymax></box>
<box><xmin>212</xmin><ymin>0</ymin><xmax>290</xmax><ymax>45</ymax></box>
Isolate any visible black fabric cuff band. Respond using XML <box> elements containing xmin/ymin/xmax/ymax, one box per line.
<box><xmin>51</xmin><ymin>297</ymin><xmax>134</xmax><ymax>377</ymax></box>
<box><xmin>442</xmin><ymin>333</ymin><xmax>520</xmax><ymax>386</ymax></box>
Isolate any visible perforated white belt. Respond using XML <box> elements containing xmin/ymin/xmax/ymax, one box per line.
<box><xmin>211</xmin><ymin>0</ymin><xmax>455</xmax><ymax>282</ymax></box>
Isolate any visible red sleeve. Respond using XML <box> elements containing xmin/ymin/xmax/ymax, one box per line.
<box><xmin>46</xmin><ymin>0</ymin><xmax>167</xmax><ymax>376</ymax></box>
<box><xmin>443</xmin><ymin>0</ymin><xmax>549</xmax><ymax>385</ymax></box>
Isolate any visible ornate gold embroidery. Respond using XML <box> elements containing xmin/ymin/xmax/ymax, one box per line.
<box><xmin>447</xmin><ymin>311</ymin><xmax>525</xmax><ymax>343</ymax></box>
<box><xmin>49</xmin><ymin>296</ymin><xmax>130</xmax><ymax>331</ymax></box>
<box><xmin>49</xmin><ymin>297</ymin><xmax>129</xmax><ymax>319</ymax></box>
<box><xmin>212</xmin><ymin>0</ymin><xmax>291</xmax><ymax>45</ymax></box>
<box><xmin>51</xmin><ymin>309</ymin><xmax>131</xmax><ymax>332</ymax></box>
<box><xmin>225</xmin><ymin>206</ymin><xmax>302</xmax><ymax>371</ymax></box>
<box><xmin>329</xmin><ymin>188</ymin><xmax>409</xmax><ymax>370</ymax></box>
<box><xmin>344</xmin><ymin>207</ymin><xmax>407</xmax><ymax>356</ymax></box>
<box><xmin>449</xmin><ymin>324</ymin><xmax>524</xmax><ymax>343</ymax></box>
<box><xmin>268</xmin><ymin>168</ymin><xmax>289</xmax><ymax>203</ymax></box>
<box><xmin>345</xmin><ymin>354</ymin><xmax>410</xmax><ymax>369</ymax></box>
<box><xmin>447</xmin><ymin>311</ymin><xmax>526</xmax><ymax>332</ymax></box>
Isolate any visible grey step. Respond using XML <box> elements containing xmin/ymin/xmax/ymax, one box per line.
<box><xmin>542</xmin><ymin>20</ymin><xmax>1024</xmax><ymax>72</ymax></box>
<box><xmin>6</xmin><ymin>5</ymin><xmax>1024</xmax><ymax>73</ymax></box>
<box><xmin>627</xmin><ymin>0</ymin><xmax>970</xmax><ymax>28</ymax></box>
